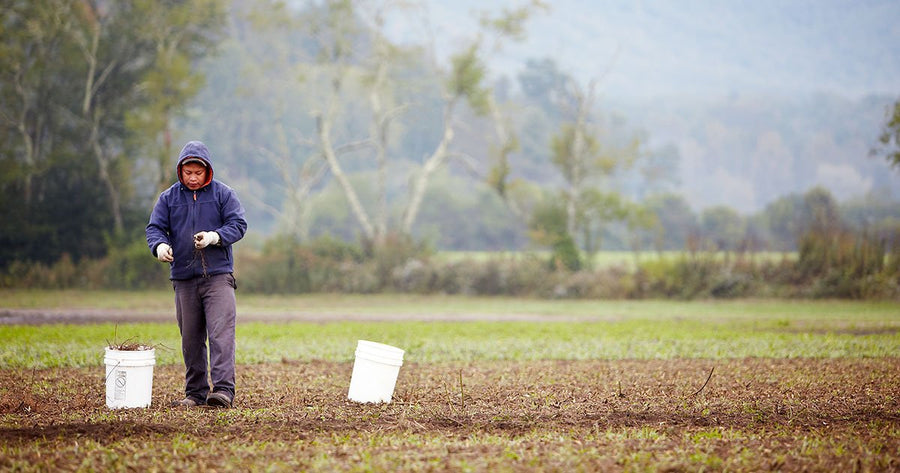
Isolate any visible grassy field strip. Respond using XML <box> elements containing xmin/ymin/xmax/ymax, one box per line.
<box><xmin>2</xmin><ymin>290</ymin><xmax>899</xmax><ymax>321</ymax></box>
<box><xmin>1</xmin><ymin>318</ymin><xmax>898</xmax><ymax>369</ymax></box>
<box><xmin>2</xmin><ymin>292</ymin><xmax>897</xmax><ymax>369</ymax></box>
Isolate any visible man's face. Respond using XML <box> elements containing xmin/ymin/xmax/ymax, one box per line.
<box><xmin>181</xmin><ymin>162</ymin><xmax>208</xmax><ymax>190</ymax></box>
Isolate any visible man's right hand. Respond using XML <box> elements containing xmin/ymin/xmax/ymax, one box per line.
<box><xmin>156</xmin><ymin>243</ymin><xmax>174</xmax><ymax>263</ymax></box>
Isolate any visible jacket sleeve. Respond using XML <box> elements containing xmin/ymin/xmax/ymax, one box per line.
<box><xmin>145</xmin><ymin>192</ymin><xmax>171</xmax><ymax>256</ymax></box>
<box><xmin>215</xmin><ymin>187</ymin><xmax>248</xmax><ymax>246</ymax></box>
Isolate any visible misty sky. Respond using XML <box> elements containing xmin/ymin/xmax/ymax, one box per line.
<box><xmin>392</xmin><ymin>0</ymin><xmax>900</xmax><ymax>100</ymax></box>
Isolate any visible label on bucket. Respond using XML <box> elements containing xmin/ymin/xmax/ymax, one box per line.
<box><xmin>114</xmin><ymin>370</ymin><xmax>127</xmax><ymax>401</ymax></box>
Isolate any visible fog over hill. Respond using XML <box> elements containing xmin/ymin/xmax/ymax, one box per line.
<box><xmin>390</xmin><ymin>0</ymin><xmax>900</xmax><ymax>212</ymax></box>
<box><xmin>414</xmin><ymin>0</ymin><xmax>899</xmax><ymax>99</ymax></box>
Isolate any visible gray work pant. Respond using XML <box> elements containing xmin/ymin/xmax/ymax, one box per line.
<box><xmin>173</xmin><ymin>273</ymin><xmax>237</xmax><ymax>403</ymax></box>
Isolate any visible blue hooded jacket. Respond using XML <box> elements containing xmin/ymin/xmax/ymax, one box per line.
<box><xmin>146</xmin><ymin>141</ymin><xmax>248</xmax><ymax>280</ymax></box>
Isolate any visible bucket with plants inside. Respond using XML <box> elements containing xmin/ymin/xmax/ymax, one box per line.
<box><xmin>105</xmin><ymin>337</ymin><xmax>156</xmax><ymax>409</ymax></box>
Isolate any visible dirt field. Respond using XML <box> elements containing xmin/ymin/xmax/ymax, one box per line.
<box><xmin>1</xmin><ymin>357</ymin><xmax>898</xmax><ymax>471</ymax></box>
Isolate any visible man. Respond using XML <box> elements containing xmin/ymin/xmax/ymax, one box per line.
<box><xmin>146</xmin><ymin>140</ymin><xmax>248</xmax><ymax>408</ymax></box>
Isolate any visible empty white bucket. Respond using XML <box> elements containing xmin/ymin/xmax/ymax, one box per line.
<box><xmin>347</xmin><ymin>340</ymin><xmax>404</xmax><ymax>403</ymax></box>
<box><xmin>104</xmin><ymin>347</ymin><xmax>155</xmax><ymax>409</ymax></box>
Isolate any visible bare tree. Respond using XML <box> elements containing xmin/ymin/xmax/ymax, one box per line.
<box><xmin>67</xmin><ymin>1</ymin><xmax>126</xmax><ymax>232</ymax></box>
<box><xmin>246</xmin><ymin>0</ymin><xmax>542</xmax><ymax>246</ymax></box>
<box><xmin>226</xmin><ymin>0</ymin><xmax>371</xmax><ymax>241</ymax></box>
<box><xmin>256</xmin><ymin>116</ymin><xmax>329</xmax><ymax>239</ymax></box>
<box><xmin>65</xmin><ymin>0</ymin><xmax>224</xmax><ymax>232</ymax></box>
<box><xmin>359</xmin><ymin>1</ymin><xmax>420</xmax><ymax>244</ymax></box>
<box><xmin>302</xmin><ymin>1</ymin><xmax>380</xmax><ymax>242</ymax></box>
<box><xmin>0</xmin><ymin>2</ymin><xmax>67</xmax><ymax>204</ymax></box>
<box><xmin>551</xmin><ymin>78</ymin><xmax>598</xmax><ymax>237</ymax></box>
<box><xmin>403</xmin><ymin>1</ymin><xmax>548</xmax><ymax>233</ymax></box>
<box><xmin>401</xmin><ymin>65</ymin><xmax>467</xmax><ymax>234</ymax></box>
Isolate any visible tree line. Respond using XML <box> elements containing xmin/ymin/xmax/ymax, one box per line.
<box><xmin>2</xmin><ymin>0</ymin><xmax>899</xmax><ymax>281</ymax></box>
<box><xmin>1</xmin><ymin>0</ymin><xmax>225</xmax><ymax>267</ymax></box>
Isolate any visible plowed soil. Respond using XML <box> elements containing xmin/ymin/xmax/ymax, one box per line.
<box><xmin>1</xmin><ymin>358</ymin><xmax>898</xmax><ymax>471</ymax></box>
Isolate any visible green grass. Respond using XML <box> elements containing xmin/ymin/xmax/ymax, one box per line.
<box><xmin>232</xmin><ymin>294</ymin><xmax>896</xmax><ymax>324</ymax></box>
<box><xmin>1</xmin><ymin>293</ymin><xmax>897</xmax><ymax>369</ymax></box>
<box><xmin>0</xmin><ymin>289</ymin><xmax>173</xmax><ymax>310</ymax></box>
<box><xmin>2</xmin><ymin>289</ymin><xmax>898</xmax><ymax>322</ymax></box>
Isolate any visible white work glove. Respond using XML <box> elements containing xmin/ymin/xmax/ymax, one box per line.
<box><xmin>156</xmin><ymin>243</ymin><xmax>173</xmax><ymax>263</ymax></box>
<box><xmin>193</xmin><ymin>231</ymin><xmax>220</xmax><ymax>249</ymax></box>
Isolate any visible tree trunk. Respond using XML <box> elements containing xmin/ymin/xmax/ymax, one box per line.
<box><xmin>402</xmin><ymin>101</ymin><xmax>456</xmax><ymax>234</ymax></box>
<box><xmin>79</xmin><ymin>23</ymin><xmax>124</xmax><ymax>233</ymax></box>
<box><xmin>318</xmin><ymin>112</ymin><xmax>376</xmax><ymax>242</ymax></box>
<box><xmin>486</xmin><ymin>95</ymin><xmax>524</xmax><ymax>219</ymax></box>
<box><xmin>13</xmin><ymin>73</ymin><xmax>38</xmax><ymax>204</ymax></box>
<box><xmin>89</xmin><ymin>113</ymin><xmax>123</xmax><ymax>233</ymax></box>
<box><xmin>565</xmin><ymin>80</ymin><xmax>596</xmax><ymax>237</ymax></box>
<box><xmin>369</xmin><ymin>59</ymin><xmax>389</xmax><ymax>246</ymax></box>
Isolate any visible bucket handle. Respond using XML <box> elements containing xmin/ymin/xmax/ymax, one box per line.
<box><xmin>103</xmin><ymin>360</ymin><xmax>122</xmax><ymax>383</ymax></box>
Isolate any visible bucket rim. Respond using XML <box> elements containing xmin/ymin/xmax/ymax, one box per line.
<box><xmin>105</xmin><ymin>346</ymin><xmax>156</xmax><ymax>353</ymax></box>
<box><xmin>357</xmin><ymin>339</ymin><xmax>404</xmax><ymax>355</ymax></box>
<box><xmin>104</xmin><ymin>346</ymin><xmax>156</xmax><ymax>364</ymax></box>
<box><xmin>354</xmin><ymin>349</ymin><xmax>403</xmax><ymax>367</ymax></box>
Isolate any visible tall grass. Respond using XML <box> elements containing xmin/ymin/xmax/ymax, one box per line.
<box><xmin>436</xmin><ymin>250</ymin><xmax>797</xmax><ymax>269</ymax></box>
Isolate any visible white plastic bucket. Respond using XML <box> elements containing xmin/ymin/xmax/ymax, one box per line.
<box><xmin>347</xmin><ymin>340</ymin><xmax>404</xmax><ymax>403</ymax></box>
<box><xmin>104</xmin><ymin>347</ymin><xmax>155</xmax><ymax>409</ymax></box>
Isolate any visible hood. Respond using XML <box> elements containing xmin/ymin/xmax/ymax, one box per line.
<box><xmin>177</xmin><ymin>140</ymin><xmax>214</xmax><ymax>188</ymax></box>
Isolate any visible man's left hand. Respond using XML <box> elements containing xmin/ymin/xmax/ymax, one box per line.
<box><xmin>194</xmin><ymin>231</ymin><xmax>220</xmax><ymax>249</ymax></box>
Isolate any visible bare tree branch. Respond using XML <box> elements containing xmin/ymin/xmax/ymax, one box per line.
<box><xmin>402</xmin><ymin>99</ymin><xmax>457</xmax><ymax>233</ymax></box>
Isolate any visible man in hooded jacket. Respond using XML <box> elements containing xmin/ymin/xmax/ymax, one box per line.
<box><xmin>146</xmin><ymin>140</ymin><xmax>248</xmax><ymax>408</ymax></box>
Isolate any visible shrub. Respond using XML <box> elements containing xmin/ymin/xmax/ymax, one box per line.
<box><xmin>239</xmin><ymin>234</ymin><xmax>428</xmax><ymax>294</ymax></box>
<box><xmin>390</xmin><ymin>258</ymin><xmax>435</xmax><ymax>293</ymax></box>
<box><xmin>3</xmin><ymin>229</ymin><xmax>898</xmax><ymax>300</ymax></box>
<box><xmin>550</xmin><ymin>235</ymin><xmax>582</xmax><ymax>271</ymax></box>
<box><xmin>547</xmin><ymin>266</ymin><xmax>633</xmax><ymax>299</ymax></box>
<box><xmin>634</xmin><ymin>255</ymin><xmax>720</xmax><ymax>299</ymax></box>
<box><xmin>238</xmin><ymin>240</ymin><xmax>316</xmax><ymax>294</ymax></box>
<box><xmin>100</xmin><ymin>240</ymin><xmax>170</xmax><ymax>289</ymax></box>
<box><xmin>368</xmin><ymin>233</ymin><xmax>432</xmax><ymax>291</ymax></box>
<box><xmin>795</xmin><ymin>230</ymin><xmax>892</xmax><ymax>298</ymax></box>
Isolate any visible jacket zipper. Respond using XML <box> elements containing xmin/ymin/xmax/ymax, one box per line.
<box><xmin>191</xmin><ymin>190</ymin><xmax>207</xmax><ymax>278</ymax></box>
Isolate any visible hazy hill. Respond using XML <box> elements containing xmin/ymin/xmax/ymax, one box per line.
<box><xmin>405</xmin><ymin>0</ymin><xmax>900</xmax><ymax>212</ymax></box>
